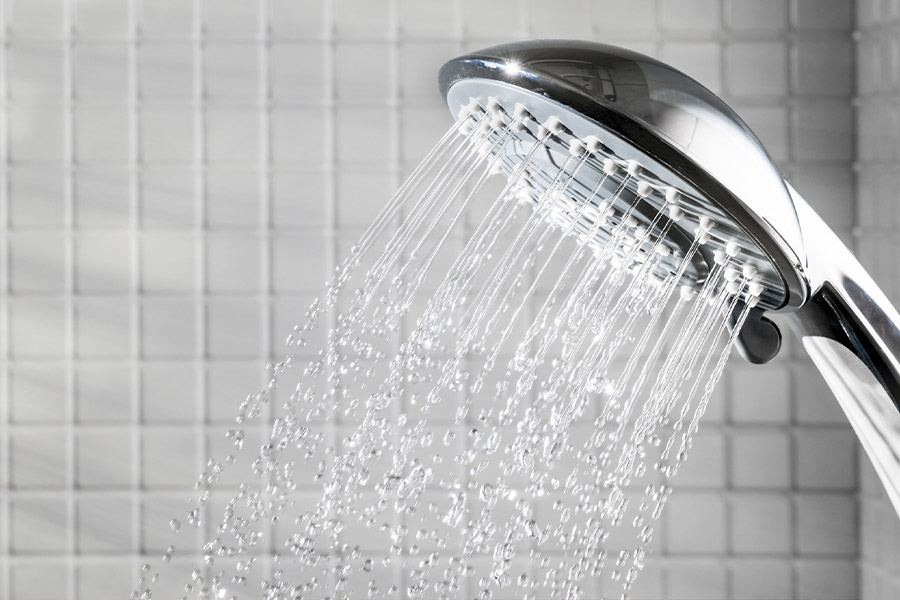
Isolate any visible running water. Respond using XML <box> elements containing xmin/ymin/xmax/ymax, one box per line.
<box><xmin>135</xmin><ymin>103</ymin><xmax>762</xmax><ymax>600</ymax></box>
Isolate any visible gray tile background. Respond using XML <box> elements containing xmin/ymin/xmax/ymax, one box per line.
<box><xmin>0</xmin><ymin>0</ymin><xmax>884</xmax><ymax>598</ymax></box>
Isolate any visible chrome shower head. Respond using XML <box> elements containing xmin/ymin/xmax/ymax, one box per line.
<box><xmin>440</xmin><ymin>40</ymin><xmax>900</xmax><ymax>516</ymax></box>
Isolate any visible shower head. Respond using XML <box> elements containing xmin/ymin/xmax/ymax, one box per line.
<box><xmin>440</xmin><ymin>40</ymin><xmax>900</xmax><ymax>515</ymax></box>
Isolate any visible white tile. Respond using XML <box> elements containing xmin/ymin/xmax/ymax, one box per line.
<box><xmin>336</xmin><ymin>42</ymin><xmax>392</xmax><ymax>102</ymax></box>
<box><xmin>204</xmin><ymin>0</ymin><xmax>259</xmax><ymax>37</ymax></box>
<box><xmin>76</xmin><ymin>364</ymin><xmax>133</xmax><ymax>423</ymax></box>
<box><xmin>273</xmin><ymin>234</ymin><xmax>329</xmax><ymax>292</ymax></box>
<box><xmin>272</xmin><ymin>170</ymin><xmax>328</xmax><ymax>228</ymax></box>
<box><xmin>13</xmin><ymin>563</ymin><xmax>68</xmax><ymax>600</ymax></box>
<box><xmin>463</xmin><ymin>0</ymin><xmax>523</xmax><ymax>37</ymax></box>
<box><xmin>794</xmin><ymin>40</ymin><xmax>853</xmax><ymax>96</ymax></box>
<box><xmin>76</xmin><ymin>0</ymin><xmax>129</xmax><ymax>37</ymax></box>
<box><xmin>76</xmin><ymin>430</ymin><xmax>132</xmax><ymax>488</ymax></box>
<box><xmin>77</xmin><ymin>561</ymin><xmax>134</xmax><ymax>600</ymax></box>
<box><xmin>271</xmin><ymin>0</ymin><xmax>326</xmax><ymax>36</ymax></box>
<box><xmin>665</xmin><ymin>493</ymin><xmax>727</xmax><ymax>553</ymax></box>
<box><xmin>140</xmin><ymin>43</ymin><xmax>195</xmax><ymax>99</ymax></box>
<box><xmin>399</xmin><ymin>42</ymin><xmax>456</xmax><ymax>102</ymax></box>
<box><xmin>206</xmin><ymin>168</ymin><xmax>261</xmax><ymax>228</ymax></box>
<box><xmin>270</xmin><ymin>43</ymin><xmax>326</xmax><ymax>102</ymax></box>
<box><xmin>140</xmin><ymin>107</ymin><xmax>195</xmax><ymax>162</ymax></box>
<box><xmin>271</xmin><ymin>108</ymin><xmax>329</xmax><ymax>164</ymax></box>
<box><xmin>10</xmin><ymin>166</ymin><xmax>66</xmax><ymax>228</ymax></box>
<box><xmin>139</xmin><ymin>167</ymin><xmax>197</xmax><ymax>228</ymax></box>
<box><xmin>76</xmin><ymin>232</ymin><xmax>131</xmax><ymax>292</ymax></box>
<box><xmin>666</xmin><ymin>560</ymin><xmax>728</xmax><ymax>600</ymax></box>
<box><xmin>75</xmin><ymin>298</ymin><xmax>131</xmax><ymax>358</ymax></box>
<box><xmin>141</xmin><ymin>364</ymin><xmax>198</xmax><ymax>423</ymax></box>
<box><xmin>796</xmin><ymin>494</ymin><xmax>858</xmax><ymax>557</ymax></box>
<box><xmin>139</xmin><ymin>0</ymin><xmax>194</xmax><ymax>38</ymax></box>
<box><xmin>75</xmin><ymin>43</ymin><xmax>129</xmax><ymax>98</ymax></box>
<box><xmin>731</xmin><ymin>364</ymin><xmax>790</xmax><ymax>423</ymax></box>
<box><xmin>333</xmin><ymin>0</ymin><xmax>391</xmax><ymax>38</ymax></box>
<box><xmin>141</xmin><ymin>232</ymin><xmax>197</xmax><ymax>292</ymax></box>
<box><xmin>11</xmin><ymin>430</ymin><xmax>68</xmax><ymax>488</ymax></box>
<box><xmin>205</xmin><ymin>42</ymin><xmax>259</xmax><ymax>101</ymax></box>
<box><xmin>142</xmin><ymin>429</ymin><xmax>199</xmax><ymax>488</ymax></box>
<box><xmin>794</xmin><ymin>0</ymin><xmax>853</xmax><ymax>30</ymax></box>
<box><xmin>9</xmin><ymin>42</ymin><xmax>65</xmax><ymax>101</ymax></box>
<box><xmin>725</xmin><ymin>0</ymin><xmax>788</xmax><ymax>31</ymax></box>
<box><xmin>75</xmin><ymin>105</ymin><xmax>130</xmax><ymax>162</ymax></box>
<box><xmin>337</xmin><ymin>107</ymin><xmax>392</xmax><ymax>164</ymax></box>
<box><xmin>206</xmin><ymin>108</ymin><xmax>260</xmax><ymax>163</ymax></box>
<box><xmin>796</xmin><ymin>559</ymin><xmax>858</xmax><ymax>600</ymax></box>
<box><xmin>10</xmin><ymin>365</ymin><xmax>67</xmax><ymax>423</ymax></box>
<box><xmin>206</xmin><ymin>233</ymin><xmax>262</xmax><ymax>292</ymax></box>
<box><xmin>731</xmin><ymin>494</ymin><xmax>792</xmax><ymax>554</ymax></box>
<box><xmin>399</xmin><ymin>0</ymin><xmax>457</xmax><ymax>36</ymax></box>
<box><xmin>10</xmin><ymin>298</ymin><xmax>67</xmax><ymax>358</ymax></box>
<box><xmin>674</xmin><ymin>430</ymin><xmax>726</xmax><ymax>487</ymax></box>
<box><xmin>336</xmin><ymin>170</ymin><xmax>392</xmax><ymax>227</ymax></box>
<box><xmin>10</xmin><ymin>232</ymin><xmax>66</xmax><ymax>293</ymax></box>
<box><xmin>731</xmin><ymin>559</ymin><xmax>793</xmax><ymax>600</ymax></box>
<box><xmin>207</xmin><ymin>298</ymin><xmax>264</xmax><ymax>357</ymax></box>
<box><xmin>206</xmin><ymin>361</ymin><xmax>262</xmax><ymax>422</ymax></box>
<box><xmin>796</xmin><ymin>429</ymin><xmax>857</xmax><ymax>490</ymax></box>
<box><xmin>271</xmin><ymin>295</ymin><xmax>329</xmax><ymax>357</ymax></box>
<box><xmin>10</xmin><ymin>0</ymin><xmax>64</xmax><ymax>34</ymax></box>
<box><xmin>400</xmin><ymin>106</ymin><xmax>448</xmax><ymax>163</ymax></box>
<box><xmin>9</xmin><ymin>106</ymin><xmax>66</xmax><ymax>162</ymax></box>
<box><xmin>726</xmin><ymin>42</ymin><xmax>789</xmax><ymax>97</ymax></box>
<box><xmin>11</xmin><ymin>497</ymin><xmax>68</xmax><ymax>552</ymax></box>
<box><xmin>141</xmin><ymin>493</ymin><xmax>189</xmax><ymax>551</ymax></box>
<box><xmin>141</xmin><ymin>298</ymin><xmax>197</xmax><ymax>358</ymax></box>
<box><xmin>74</xmin><ymin>167</ymin><xmax>131</xmax><ymax>228</ymax></box>
<box><xmin>660</xmin><ymin>0</ymin><xmax>721</xmax><ymax>32</ymax></box>
<box><xmin>731</xmin><ymin>430</ymin><xmax>791</xmax><ymax>488</ymax></box>
<box><xmin>793</xmin><ymin>103</ymin><xmax>854</xmax><ymax>162</ymax></box>
<box><xmin>790</xmin><ymin>165</ymin><xmax>854</xmax><ymax>230</ymax></box>
<box><xmin>526</xmin><ymin>0</ymin><xmax>592</xmax><ymax>37</ymax></box>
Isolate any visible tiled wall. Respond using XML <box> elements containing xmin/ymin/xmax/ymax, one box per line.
<box><xmin>0</xmin><ymin>1</ymin><xmax>862</xmax><ymax>599</ymax></box>
<box><xmin>856</xmin><ymin>0</ymin><xmax>900</xmax><ymax>598</ymax></box>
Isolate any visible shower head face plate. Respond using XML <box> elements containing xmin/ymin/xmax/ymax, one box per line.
<box><xmin>439</xmin><ymin>41</ymin><xmax>810</xmax><ymax>312</ymax></box>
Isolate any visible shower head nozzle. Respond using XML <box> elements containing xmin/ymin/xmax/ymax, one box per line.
<box><xmin>440</xmin><ymin>39</ymin><xmax>900</xmax><ymax>518</ymax></box>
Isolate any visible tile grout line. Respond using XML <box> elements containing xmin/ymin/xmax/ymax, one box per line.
<box><xmin>0</xmin><ymin>0</ymin><xmax>9</xmax><ymax>595</ymax></box>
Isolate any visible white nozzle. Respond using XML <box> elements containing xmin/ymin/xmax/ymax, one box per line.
<box><xmin>486</xmin><ymin>97</ymin><xmax>502</xmax><ymax>113</ymax></box>
<box><xmin>747</xmin><ymin>295</ymin><xmax>761</xmax><ymax>308</ymax></box>
<box><xmin>748</xmin><ymin>281</ymin><xmax>766</xmax><ymax>297</ymax></box>
<box><xmin>490</xmin><ymin>114</ymin><xmax>505</xmax><ymax>131</ymax></box>
<box><xmin>667</xmin><ymin>205</ymin><xmax>684</xmax><ymax>221</ymax></box>
<box><xmin>725</xmin><ymin>241</ymin><xmax>741</xmax><ymax>257</ymax></box>
<box><xmin>467</xmin><ymin>98</ymin><xmax>484</xmax><ymax>114</ymax></box>
<box><xmin>680</xmin><ymin>285</ymin><xmax>697</xmax><ymax>301</ymax></box>
<box><xmin>625</xmin><ymin>214</ymin><xmax>639</xmax><ymax>228</ymax></box>
<box><xmin>724</xmin><ymin>267</ymin><xmax>740</xmax><ymax>282</ymax></box>
<box><xmin>665</xmin><ymin>187</ymin><xmax>682</xmax><ymax>205</ymax></box>
<box><xmin>713</xmin><ymin>250</ymin><xmax>727</xmax><ymax>264</ymax></box>
<box><xmin>584</xmin><ymin>135</ymin><xmax>603</xmax><ymax>153</ymax></box>
<box><xmin>633</xmin><ymin>226</ymin><xmax>648</xmax><ymax>240</ymax></box>
<box><xmin>655</xmin><ymin>243</ymin><xmax>672</xmax><ymax>257</ymax></box>
<box><xmin>603</xmin><ymin>159</ymin><xmax>619</xmax><ymax>176</ymax></box>
<box><xmin>543</xmin><ymin>116</ymin><xmax>565</xmax><ymax>135</ymax></box>
<box><xmin>741</xmin><ymin>264</ymin><xmax>758</xmax><ymax>281</ymax></box>
<box><xmin>568</xmin><ymin>139</ymin><xmax>585</xmax><ymax>156</ymax></box>
<box><xmin>725</xmin><ymin>281</ymin><xmax>742</xmax><ymax>295</ymax></box>
<box><xmin>489</xmin><ymin>161</ymin><xmax>504</xmax><ymax>175</ymax></box>
<box><xmin>698</xmin><ymin>216</ymin><xmax>716</xmax><ymax>231</ymax></box>
<box><xmin>637</xmin><ymin>182</ymin><xmax>653</xmax><ymax>197</ymax></box>
<box><xmin>514</xmin><ymin>103</ymin><xmax>531</xmax><ymax>120</ymax></box>
<box><xmin>511</xmin><ymin>119</ymin><xmax>527</xmax><ymax>133</ymax></box>
<box><xmin>537</xmin><ymin>125</ymin><xmax>549</xmax><ymax>139</ymax></box>
<box><xmin>626</xmin><ymin>160</ymin><xmax>643</xmax><ymax>178</ymax></box>
<box><xmin>697</xmin><ymin>231</ymin><xmax>711</xmax><ymax>244</ymax></box>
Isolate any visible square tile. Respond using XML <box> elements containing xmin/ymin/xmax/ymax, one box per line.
<box><xmin>270</xmin><ymin>43</ymin><xmax>326</xmax><ymax>102</ymax></box>
<box><xmin>75</xmin><ymin>0</ymin><xmax>129</xmax><ymax>36</ymax></box>
<box><xmin>796</xmin><ymin>494</ymin><xmax>858</xmax><ymax>557</ymax></box>
<box><xmin>142</xmin><ymin>363</ymin><xmax>198</xmax><ymax>423</ymax></box>
<box><xmin>398</xmin><ymin>0</ymin><xmax>456</xmax><ymax>36</ymax></box>
<box><xmin>76</xmin><ymin>364</ymin><xmax>133</xmax><ymax>423</ymax></box>
<box><xmin>10</xmin><ymin>232</ymin><xmax>66</xmax><ymax>293</ymax></box>
<box><xmin>666</xmin><ymin>560</ymin><xmax>728</xmax><ymax>600</ymax></box>
<box><xmin>142</xmin><ymin>429</ymin><xmax>199</xmax><ymax>488</ymax></box>
<box><xmin>207</xmin><ymin>298</ymin><xmax>264</xmax><ymax>357</ymax></box>
<box><xmin>141</xmin><ymin>298</ymin><xmax>197</xmax><ymax>358</ymax></box>
<box><xmin>336</xmin><ymin>42</ymin><xmax>391</xmax><ymax>102</ymax></box>
<box><xmin>789</xmin><ymin>165</ymin><xmax>854</xmax><ymax>230</ymax></box>
<box><xmin>139</xmin><ymin>0</ymin><xmax>194</xmax><ymax>38</ymax></box>
<box><xmin>11</xmin><ymin>430</ymin><xmax>68</xmax><ymax>488</ymax></box>
<box><xmin>665</xmin><ymin>493</ymin><xmax>727</xmax><ymax>553</ymax></box>
<box><xmin>731</xmin><ymin>494</ymin><xmax>792</xmax><ymax>554</ymax></box>
<box><xmin>271</xmin><ymin>108</ymin><xmax>328</xmax><ymax>164</ymax></box>
<box><xmin>140</xmin><ymin>167</ymin><xmax>197</xmax><ymax>228</ymax></box>
<box><xmin>77</xmin><ymin>494</ymin><xmax>134</xmax><ymax>551</ymax></box>
<box><xmin>77</xmin><ymin>561</ymin><xmax>135</xmax><ymax>600</ymax></box>
<box><xmin>76</xmin><ymin>232</ymin><xmax>131</xmax><ymax>292</ymax></box>
<box><xmin>77</xmin><ymin>430</ymin><xmax>132</xmax><ymax>487</ymax></box>
<box><xmin>75</xmin><ymin>298</ymin><xmax>131</xmax><ymax>358</ymax></box>
<box><xmin>796</xmin><ymin>429</ymin><xmax>857</xmax><ymax>490</ymax></box>
<box><xmin>796</xmin><ymin>559</ymin><xmax>858</xmax><ymax>600</ymax></box>
<box><xmin>337</xmin><ymin>108</ymin><xmax>392</xmax><ymax>164</ymax></box>
<box><xmin>273</xmin><ymin>170</ymin><xmax>328</xmax><ymax>228</ymax></box>
<box><xmin>140</xmin><ymin>43</ymin><xmax>194</xmax><ymax>99</ymax></box>
<box><xmin>75</xmin><ymin>43</ymin><xmax>129</xmax><ymax>98</ymax></box>
<box><xmin>10</xmin><ymin>365</ymin><xmax>67</xmax><ymax>423</ymax></box>
<box><xmin>12</xmin><ymin>563</ymin><xmax>68</xmax><ymax>600</ymax></box>
<box><xmin>207</xmin><ymin>361</ymin><xmax>262</xmax><ymax>423</ymax></box>
<box><xmin>726</xmin><ymin>42</ymin><xmax>789</xmax><ymax>97</ymax></box>
<box><xmin>333</xmin><ymin>0</ymin><xmax>390</xmax><ymax>37</ymax></box>
<box><xmin>141</xmin><ymin>232</ymin><xmax>197</xmax><ymax>292</ymax></box>
<box><xmin>399</xmin><ymin>42</ymin><xmax>456</xmax><ymax>102</ymax></box>
<box><xmin>205</xmin><ymin>42</ymin><xmax>259</xmax><ymax>101</ymax></box>
<box><xmin>794</xmin><ymin>0</ymin><xmax>853</xmax><ymax>30</ymax></box>
<box><xmin>526</xmin><ymin>0</ymin><xmax>592</xmax><ymax>37</ymax></box>
<box><xmin>794</xmin><ymin>40</ymin><xmax>853</xmax><ymax>96</ymax></box>
<box><xmin>206</xmin><ymin>234</ymin><xmax>262</xmax><ymax>292</ymax></box>
<box><xmin>10</xmin><ymin>298</ymin><xmax>67</xmax><ymax>358</ymax></box>
<box><xmin>731</xmin><ymin>430</ymin><xmax>791</xmax><ymax>488</ymax></box>
<box><xmin>674</xmin><ymin>430</ymin><xmax>725</xmax><ymax>487</ymax></box>
<box><xmin>141</xmin><ymin>493</ymin><xmax>190</xmax><ymax>551</ymax></box>
<box><xmin>463</xmin><ymin>0</ymin><xmax>522</xmax><ymax>37</ymax></box>
<box><xmin>75</xmin><ymin>105</ymin><xmax>130</xmax><ymax>163</ymax></box>
<box><xmin>74</xmin><ymin>167</ymin><xmax>131</xmax><ymax>228</ymax></box>
<box><xmin>336</xmin><ymin>170</ymin><xmax>393</xmax><ymax>227</ymax></box>
<box><xmin>726</xmin><ymin>0</ymin><xmax>788</xmax><ymax>30</ymax></box>
<box><xmin>660</xmin><ymin>0</ymin><xmax>721</xmax><ymax>31</ymax></box>
<box><xmin>10</xmin><ymin>166</ymin><xmax>65</xmax><ymax>228</ymax></box>
<box><xmin>793</xmin><ymin>103</ymin><xmax>854</xmax><ymax>162</ymax></box>
<box><xmin>9</xmin><ymin>42</ymin><xmax>64</xmax><ymax>101</ymax></box>
<box><xmin>207</xmin><ymin>108</ymin><xmax>259</xmax><ymax>163</ymax></box>
<box><xmin>731</xmin><ymin>559</ymin><xmax>793</xmax><ymax>600</ymax></box>
<box><xmin>140</xmin><ymin>107</ymin><xmax>195</xmax><ymax>162</ymax></box>
<box><xmin>272</xmin><ymin>234</ymin><xmax>328</xmax><ymax>292</ymax></box>
<box><xmin>207</xmin><ymin>168</ymin><xmax>261</xmax><ymax>228</ymax></box>
<box><xmin>11</xmin><ymin>497</ymin><xmax>68</xmax><ymax>553</ymax></box>
<box><xmin>9</xmin><ymin>107</ymin><xmax>65</xmax><ymax>161</ymax></box>
<box><xmin>205</xmin><ymin>0</ymin><xmax>259</xmax><ymax>37</ymax></box>
<box><xmin>731</xmin><ymin>365</ymin><xmax>790</xmax><ymax>423</ymax></box>
<box><xmin>9</xmin><ymin>0</ymin><xmax>64</xmax><ymax>34</ymax></box>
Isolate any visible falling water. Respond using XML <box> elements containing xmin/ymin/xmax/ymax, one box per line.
<box><xmin>135</xmin><ymin>103</ymin><xmax>762</xmax><ymax>600</ymax></box>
